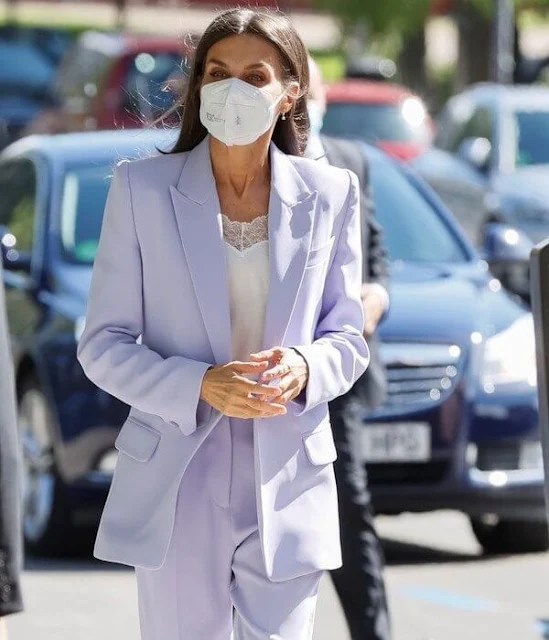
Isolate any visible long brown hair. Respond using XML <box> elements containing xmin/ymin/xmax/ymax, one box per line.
<box><xmin>165</xmin><ymin>8</ymin><xmax>310</xmax><ymax>156</ymax></box>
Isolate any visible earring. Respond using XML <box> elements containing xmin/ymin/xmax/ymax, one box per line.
<box><xmin>281</xmin><ymin>112</ymin><xmax>287</xmax><ymax>121</ymax></box>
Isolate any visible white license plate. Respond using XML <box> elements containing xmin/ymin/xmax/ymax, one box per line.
<box><xmin>363</xmin><ymin>422</ymin><xmax>431</xmax><ymax>463</ymax></box>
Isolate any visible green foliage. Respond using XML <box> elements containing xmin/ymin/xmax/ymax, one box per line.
<box><xmin>315</xmin><ymin>0</ymin><xmax>549</xmax><ymax>37</ymax></box>
<box><xmin>315</xmin><ymin>0</ymin><xmax>432</xmax><ymax>35</ymax></box>
<box><xmin>314</xmin><ymin>53</ymin><xmax>345</xmax><ymax>81</ymax></box>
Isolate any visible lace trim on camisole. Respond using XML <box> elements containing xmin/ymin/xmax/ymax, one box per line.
<box><xmin>221</xmin><ymin>214</ymin><xmax>268</xmax><ymax>252</ymax></box>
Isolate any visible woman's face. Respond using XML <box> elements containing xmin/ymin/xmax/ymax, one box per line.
<box><xmin>202</xmin><ymin>34</ymin><xmax>297</xmax><ymax>115</ymax></box>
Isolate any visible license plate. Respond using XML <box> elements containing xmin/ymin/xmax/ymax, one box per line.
<box><xmin>363</xmin><ymin>422</ymin><xmax>431</xmax><ymax>463</ymax></box>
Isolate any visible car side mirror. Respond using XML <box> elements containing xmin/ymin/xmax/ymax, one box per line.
<box><xmin>457</xmin><ymin>137</ymin><xmax>492</xmax><ymax>173</ymax></box>
<box><xmin>0</xmin><ymin>225</ymin><xmax>31</xmax><ymax>273</ymax></box>
<box><xmin>481</xmin><ymin>222</ymin><xmax>534</xmax><ymax>303</ymax></box>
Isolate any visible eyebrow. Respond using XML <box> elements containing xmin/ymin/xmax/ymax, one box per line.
<box><xmin>206</xmin><ymin>58</ymin><xmax>270</xmax><ymax>70</ymax></box>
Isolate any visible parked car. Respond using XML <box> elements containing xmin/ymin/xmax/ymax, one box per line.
<box><xmin>321</xmin><ymin>79</ymin><xmax>434</xmax><ymax>161</ymax></box>
<box><xmin>412</xmin><ymin>83</ymin><xmax>549</xmax><ymax>247</ymax></box>
<box><xmin>24</xmin><ymin>30</ymin><xmax>191</xmax><ymax>136</ymax></box>
<box><xmin>0</xmin><ymin>25</ymin><xmax>74</xmax><ymax>149</ymax></box>
<box><xmin>0</xmin><ymin>129</ymin><xmax>543</xmax><ymax>556</ymax></box>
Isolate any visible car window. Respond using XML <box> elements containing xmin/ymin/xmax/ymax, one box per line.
<box><xmin>122</xmin><ymin>51</ymin><xmax>186</xmax><ymax>121</ymax></box>
<box><xmin>322</xmin><ymin>102</ymin><xmax>431</xmax><ymax>144</ymax></box>
<box><xmin>434</xmin><ymin>97</ymin><xmax>475</xmax><ymax>151</ymax></box>
<box><xmin>460</xmin><ymin>107</ymin><xmax>493</xmax><ymax>144</ymax></box>
<box><xmin>368</xmin><ymin>153</ymin><xmax>468</xmax><ymax>264</ymax></box>
<box><xmin>513</xmin><ymin>110</ymin><xmax>549</xmax><ymax>167</ymax></box>
<box><xmin>59</xmin><ymin>164</ymin><xmax>112</xmax><ymax>264</ymax></box>
<box><xmin>0</xmin><ymin>158</ymin><xmax>37</xmax><ymax>256</ymax></box>
<box><xmin>0</xmin><ymin>40</ymin><xmax>55</xmax><ymax>96</ymax></box>
<box><xmin>441</xmin><ymin>106</ymin><xmax>492</xmax><ymax>155</ymax></box>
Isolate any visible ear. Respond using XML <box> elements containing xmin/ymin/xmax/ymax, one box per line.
<box><xmin>281</xmin><ymin>81</ymin><xmax>300</xmax><ymax>114</ymax></box>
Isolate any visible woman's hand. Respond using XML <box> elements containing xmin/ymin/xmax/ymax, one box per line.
<box><xmin>250</xmin><ymin>347</ymin><xmax>309</xmax><ymax>404</ymax></box>
<box><xmin>200</xmin><ymin>360</ymin><xmax>287</xmax><ymax>419</ymax></box>
<box><xmin>361</xmin><ymin>283</ymin><xmax>388</xmax><ymax>337</ymax></box>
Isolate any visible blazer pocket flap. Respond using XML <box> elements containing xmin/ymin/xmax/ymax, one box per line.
<box><xmin>302</xmin><ymin>427</ymin><xmax>337</xmax><ymax>466</ymax></box>
<box><xmin>114</xmin><ymin>417</ymin><xmax>161</xmax><ymax>462</ymax></box>
<box><xmin>306</xmin><ymin>236</ymin><xmax>335</xmax><ymax>268</ymax></box>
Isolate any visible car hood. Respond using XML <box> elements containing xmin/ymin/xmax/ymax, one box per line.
<box><xmin>378</xmin><ymin>262</ymin><xmax>526</xmax><ymax>346</ymax></box>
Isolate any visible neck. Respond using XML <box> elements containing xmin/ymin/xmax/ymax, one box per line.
<box><xmin>209</xmin><ymin>135</ymin><xmax>271</xmax><ymax>196</ymax></box>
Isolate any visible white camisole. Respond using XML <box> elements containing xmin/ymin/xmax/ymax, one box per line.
<box><xmin>221</xmin><ymin>214</ymin><xmax>269</xmax><ymax>362</ymax></box>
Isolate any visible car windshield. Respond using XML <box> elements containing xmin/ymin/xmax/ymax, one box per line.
<box><xmin>513</xmin><ymin>110</ymin><xmax>549</xmax><ymax>167</ymax></box>
<box><xmin>60</xmin><ymin>164</ymin><xmax>113</xmax><ymax>264</ymax></box>
<box><xmin>322</xmin><ymin>102</ymin><xmax>430</xmax><ymax>144</ymax></box>
<box><xmin>0</xmin><ymin>27</ymin><xmax>73</xmax><ymax>97</ymax></box>
<box><xmin>60</xmin><ymin>151</ymin><xmax>469</xmax><ymax>266</ymax></box>
<box><xmin>368</xmin><ymin>151</ymin><xmax>469</xmax><ymax>263</ymax></box>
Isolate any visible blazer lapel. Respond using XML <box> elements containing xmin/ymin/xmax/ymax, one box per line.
<box><xmin>262</xmin><ymin>144</ymin><xmax>318</xmax><ymax>350</ymax></box>
<box><xmin>169</xmin><ymin>137</ymin><xmax>232</xmax><ymax>365</ymax></box>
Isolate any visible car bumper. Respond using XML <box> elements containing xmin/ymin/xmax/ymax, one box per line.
<box><xmin>371</xmin><ymin>465</ymin><xmax>545</xmax><ymax>521</ymax></box>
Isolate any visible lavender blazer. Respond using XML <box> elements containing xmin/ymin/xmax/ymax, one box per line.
<box><xmin>76</xmin><ymin>136</ymin><xmax>369</xmax><ymax>582</ymax></box>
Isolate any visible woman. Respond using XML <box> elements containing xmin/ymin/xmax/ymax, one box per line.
<box><xmin>77</xmin><ymin>8</ymin><xmax>369</xmax><ymax>639</ymax></box>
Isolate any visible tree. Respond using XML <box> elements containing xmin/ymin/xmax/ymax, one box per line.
<box><xmin>315</xmin><ymin>0</ymin><xmax>431</xmax><ymax>40</ymax></box>
<box><xmin>315</xmin><ymin>0</ymin><xmax>433</xmax><ymax>98</ymax></box>
<box><xmin>315</xmin><ymin>0</ymin><xmax>549</xmax><ymax>97</ymax></box>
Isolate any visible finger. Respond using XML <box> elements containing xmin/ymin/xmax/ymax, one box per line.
<box><xmin>231</xmin><ymin>361</ymin><xmax>270</xmax><ymax>374</ymax></box>
<box><xmin>279</xmin><ymin>390</ymin><xmax>296</xmax><ymax>404</ymax></box>
<box><xmin>277</xmin><ymin>378</ymin><xmax>300</xmax><ymax>404</ymax></box>
<box><xmin>249</xmin><ymin>348</ymin><xmax>281</xmax><ymax>361</ymax></box>
<box><xmin>261</xmin><ymin>363</ymin><xmax>292</xmax><ymax>380</ymax></box>
<box><xmin>245</xmin><ymin>382</ymin><xmax>284</xmax><ymax>398</ymax></box>
<box><xmin>244</xmin><ymin>397</ymin><xmax>287</xmax><ymax>415</ymax></box>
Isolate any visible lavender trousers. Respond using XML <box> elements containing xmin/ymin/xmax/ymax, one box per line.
<box><xmin>135</xmin><ymin>417</ymin><xmax>323</xmax><ymax>639</ymax></box>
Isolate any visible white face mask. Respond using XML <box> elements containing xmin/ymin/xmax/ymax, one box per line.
<box><xmin>199</xmin><ymin>78</ymin><xmax>285</xmax><ymax>146</ymax></box>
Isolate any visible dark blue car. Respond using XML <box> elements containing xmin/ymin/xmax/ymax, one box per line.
<box><xmin>0</xmin><ymin>129</ymin><xmax>544</xmax><ymax>557</ymax></box>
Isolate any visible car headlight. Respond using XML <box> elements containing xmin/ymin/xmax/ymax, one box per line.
<box><xmin>481</xmin><ymin>314</ymin><xmax>537</xmax><ymax>387</ymax></box>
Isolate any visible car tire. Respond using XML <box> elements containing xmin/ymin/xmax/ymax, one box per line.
<box><xmin>470</xmin><ymin>515</ymin><xmax>549</xmax><ymax>554</ymax></box>
<box><xmin>18</xmin><ymin>375</ymin><xmax>87</xmax><ymax>556</ymax></box>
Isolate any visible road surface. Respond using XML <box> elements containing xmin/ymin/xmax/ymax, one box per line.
<box><xmin>7</xmin><ymin>511</ymin><xmax>549</xmax><ymax>639</ymax></box>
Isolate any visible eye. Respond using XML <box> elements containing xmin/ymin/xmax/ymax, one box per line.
<box><xmin>208</xmin><ymin>68</ymin><xmax>227</xmax><ymax>79</ymax></box>
<box><xmin>246</xmin><ymin>73</ymin><xmax>266</xmax><ymax>86</ymax></box>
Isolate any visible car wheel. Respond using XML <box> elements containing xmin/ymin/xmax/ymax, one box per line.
<box><xmin>470</xmin><ymin>515</ymin><xmax>549</xmax><ymax>554</ymax></box>
<box><xmin>18</xmin><ymin>375</ymin><xmax>80</xmax><ymax>556</ymax></box>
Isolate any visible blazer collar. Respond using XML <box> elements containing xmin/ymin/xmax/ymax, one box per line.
<box><xmin>175</xmin><ymin>135</ymin><xmax>312</xmax><ymax>207</ymax></box>
<box><xmin>170</xmin><ymin>135</ymin><xmax>319</xmax><ymax>364</ymax></box>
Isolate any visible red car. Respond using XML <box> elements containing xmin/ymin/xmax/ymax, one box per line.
<box><xmin>25</xmin><ymin>30</ymin><xmax>191</xmax><ymax>135</ymax></box>
<box><xmin>323</xmin><ymin>80</ymin><xmax>434</xmax><ymax>161</ymax></box>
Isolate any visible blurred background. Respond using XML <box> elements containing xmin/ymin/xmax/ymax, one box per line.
<box><xmin>2</xmin><ymin>0</ymin><xmax>549</xmax><ymax>638</ymax></box>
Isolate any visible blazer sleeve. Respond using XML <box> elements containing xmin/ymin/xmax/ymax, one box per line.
<box><xmin>76</xmin><ymin>161</ymin><xmax>214</xmax><ymax>436</ymax></box>
<box><xmin>291</xmin><ymin>170</ymin><xmax>370</xmax><ymax>414</ymax></box>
